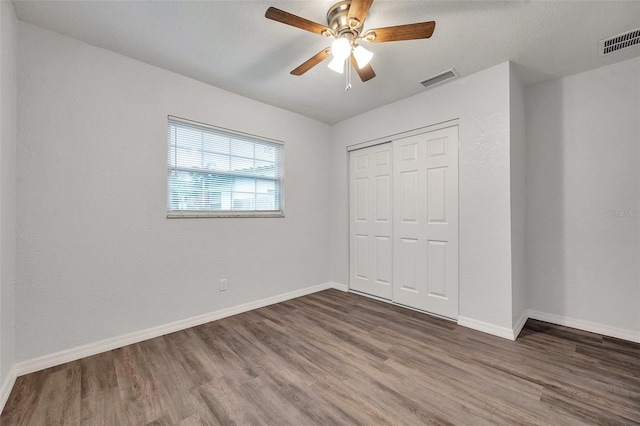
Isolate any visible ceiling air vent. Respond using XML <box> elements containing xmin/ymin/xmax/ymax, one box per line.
<box><xmin>420</xmin><ymin>68</ymin><xmax>458</xmax><ymax>89</ymax></box>
<box><xmin>599</xmin><ymin>28</ymin><xmax>640</xmax><ymax>56</ymax></box>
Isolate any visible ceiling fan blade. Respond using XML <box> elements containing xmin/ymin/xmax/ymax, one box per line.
<box><xmin>265</xmin><ymin>7</ymin><xmax>333</xmax><ymax>36</ymax></box>
<box><xmin>347</xmin><ymin>0</ymin><xmax>374</xmax><ymax>29</ymax></box>
<box><xmin>350</xmin><ymin>55</ymin><xmax>376</xmax><ymax>82</ymax></box>
<box><xmin>291</xmin><ymin>48</ymin><xmax>331</xmax><ymax>76</ymax></box>
<box><xmin>365</xmin><ymin>21</ymin><xmax>436</xmax><ymax>43</ymax></box>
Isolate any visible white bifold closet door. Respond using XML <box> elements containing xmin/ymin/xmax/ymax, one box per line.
<box><xmin>349</xmin><ymin>143</ymin><xmax>393</xmax><ymax>300</ymax></box>
<box><xmin>349</xmin><ymin>125</ymin><xmax>459</xmax><ymax>319</ymax></box>
<box><xmin>392</xmin><ymin>126</ymin><xmax>459</xmax><ymax>319</ymax></box>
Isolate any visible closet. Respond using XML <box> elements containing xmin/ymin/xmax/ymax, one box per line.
<box><xmin>349</xmin><ymin>125</ymin><xmax>459</xmax><ymax>319</ymax></box>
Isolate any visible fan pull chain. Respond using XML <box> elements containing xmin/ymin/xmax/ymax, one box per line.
<box><xmin>345</xmin><ymin>60</ymin><xmax>352</xmax><ymax>91</ymax></box>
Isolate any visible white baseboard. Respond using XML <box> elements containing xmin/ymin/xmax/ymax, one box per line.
<box><xmin>0</xmin><ymin>365</ymin><xmax>17</xmax><ymax>414</ymax></box>
<box><xmin>457</xmin><ymin>316</ymin><xmax>517</xmax><ymax>341</ymax></box>
<box><xmin>512</xmin><ymin>311</ymin><xmax>529</xmax><ymax>340</ymax></box>
<box><xmin>15</xmin><ymin>282</ymin><xmax>340</xmax><ymax>377</ymax></box>
<box><xmin>458</xmin><ymin>310</ymin><xmax>639</xmax><ymax>343</ymax></box>
<box><xmin>527</xmin><ymin>310</ymin><xmax>640</xmax><ymax>343</ymax></box>
<box><xmin>329</xmin><ymin>281</ymin><xmax>349</xmax><ymax>292</ymax></box>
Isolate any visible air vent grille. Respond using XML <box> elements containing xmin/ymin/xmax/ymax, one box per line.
<box><xmin>599</xmin><ymin>28</ymin><xmax>640</xmax><ymax>55</ymax></box>
<box><xmin>420</xmin><ymin>68</ymin><xmax>458</xmax><ymax>89</ymax></box>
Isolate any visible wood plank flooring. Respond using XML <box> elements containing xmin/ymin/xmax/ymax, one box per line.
<box><xmin>2</xmin><ymin>289</ymin><xmax>639</xmax><ymax>425</ymax></box>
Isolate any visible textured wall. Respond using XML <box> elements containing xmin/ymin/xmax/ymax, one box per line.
<box><xmin>16</xmin><ymin>22</ymin><xmax>332</xmax><ymax>362</ymax></box>
<box><xmin>0</xmin><ymin>0</ymin><xmax>18</xmax><ymax>386</ymax></box>
<box><xmin>526</xmin><ymin>57</ymin><xmax>640</xmax><ymax>334</ymax></box>
<box><xmin>330</xmin><ymin>62</ymin><xmax>514</xmax><ymax>330</ymax></box>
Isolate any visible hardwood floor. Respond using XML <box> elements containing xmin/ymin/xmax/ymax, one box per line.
<box><xmin>2</xmin><ymin>289</ymin><xmax>639</xmax><ymax>425</ymax></box>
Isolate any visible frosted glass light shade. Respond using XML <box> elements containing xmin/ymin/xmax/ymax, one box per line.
<box><xmin>328</xmin><ymin>56</ymin><xmax>345</xmax><ymax>74</ymax></box>
<box><xmin>353</xmin><ymin>45</ymin><xmax>374</xmax><ymax>68</ymax></box>
<box><xmin>331</xmin><ymin>37</ymin><xmax>351</xmax><ymax>60</ymax></box>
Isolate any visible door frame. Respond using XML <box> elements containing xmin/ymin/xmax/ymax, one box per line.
<box><xmin>346</xmin><ymin>118</ymin><xmax>460</xmax><ymax>319</ymax></box>
<box><xmin>346</xmin><ymin>118</ymin><xmax>459</xmax><ymax>153</ymax></box>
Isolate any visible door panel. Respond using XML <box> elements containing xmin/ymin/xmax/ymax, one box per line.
<box><xmin>427</xmin><ymin>167</ymin><xmax>446</xmax><ymax>223</ymax></box>
<box><xmin>355</xmin><ymin>178</ymin><xmax>368</xmax><ymax>221</ymax></box>
<box><xmin>349</xmin><ymin>143</ymin><xmax>393</xmax><ymax>299</ymax></box>
<box><xmin>355</xmin><ymin>234</ymin><xmax>368</xmax><ymax>279</ymax></box>
<box><xmin>400</xmin><ymin>171</ymin><xmax>418</xmax><ymax>223</ymax></box>
<box><xmin>375</xmin><ymin>236</ymin><xmax>392</xmax><ymax>285</ymax></box>
<box><xmin>393</xmin><ymin>126</ymin><xmax>458</xmax><ymax>319</ymax></box>
<box><xmin>375</xmin><ymin>175</ymin><xmax>391</xmax><ymax>221</ymax></box>
<box><xmin>427</xmin><ymin>240</ymin><xmax>447</xmax><ymax>297</ymax></box>
<box><xmin>398</xmin><ymin>238</ymin><xmax>420</xmax><ymax>293</ymax></box>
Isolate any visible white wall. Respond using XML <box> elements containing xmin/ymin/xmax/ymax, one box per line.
<box><xmin>509</xmin><ymin>64</ymin><xmax>527</xmax><ymax>328</ymax></box>
<box><xmin>16</xmin><ymin>22</ymin><xmax>332</xmax><ymax>362</ymax></box>
<box><xmin>526</xmin><ymin>57</ymin><xmax>640</xmax><ymax>338</ymax></box>
<box><xmin>0</xmin><ymin>0</ymin><xmax>18</xmax><ymax>388</ymax></box>
<box><xmin>331</xmin><ymin>62</ymin><xmax>515</xmax><ymax>331</ymax></box>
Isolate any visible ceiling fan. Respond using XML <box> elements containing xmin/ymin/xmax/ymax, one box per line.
<box><xmin>265</xmin><ymin>0</ymin><xmax>436</xmax><ymax>84</ymax></box>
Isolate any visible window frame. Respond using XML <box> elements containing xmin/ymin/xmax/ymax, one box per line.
<box><xmin>166</xmin><ymin>116</ymin><xmax>285</xmax><ymax>219</ymax></box>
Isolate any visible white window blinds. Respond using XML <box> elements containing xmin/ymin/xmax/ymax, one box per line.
<box><xmin>167</xmin><ymin>117</ymin><xmax>284</xmax><ymax>217</ymax></box>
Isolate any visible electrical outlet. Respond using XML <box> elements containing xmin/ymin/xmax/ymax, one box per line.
<box><xmin>219</xmin><ymin>278</ymin><xmax>228</xmax><ymax>292</ymax></box>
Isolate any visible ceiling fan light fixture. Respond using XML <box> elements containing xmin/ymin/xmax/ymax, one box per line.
<box><xmin>331</xmin><ymin>37</ymin><xmax>351</xmax><ymax>60</ymax></box>
<box><xmin>327</xmin><ymin>56</ymin><xmax>346</xmax><ymax>74</ymax></box>
<box><xmin>353</xmin><ymin>45</ymin><xmax>374</xmax><ymax>68</ymax></box>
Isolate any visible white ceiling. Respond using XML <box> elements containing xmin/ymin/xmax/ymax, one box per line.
<box><xmin>12</xmin><ymin>0</ymin><xmax>640</xmax><ymax>124</ymax></box>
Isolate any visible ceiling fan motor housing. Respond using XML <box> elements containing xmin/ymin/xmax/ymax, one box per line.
<box><xmin>327</xmin><ymin>0</ymin><xmax>360</xmax><ymax>40</ymax></box>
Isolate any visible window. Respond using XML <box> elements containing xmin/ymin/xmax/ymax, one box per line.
<box><xmin>167</xmin><ymin>116</ymin><xmax>284</xmax><ymax>218</ymax></box>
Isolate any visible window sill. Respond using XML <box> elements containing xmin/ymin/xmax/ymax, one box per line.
<box><xmin>167</xmin><ymin>211</ymin><xmax>285</xmax><ymax>219</ymax></box>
